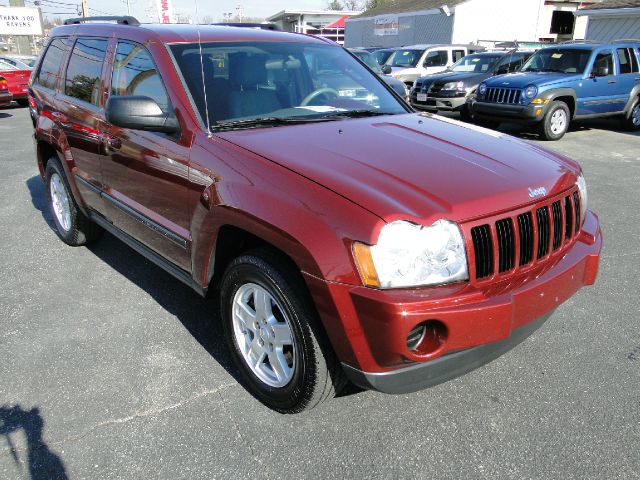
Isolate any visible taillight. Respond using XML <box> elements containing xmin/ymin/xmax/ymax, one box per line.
<box><xmin>0</xmin><ymin>79</ymin><xmax>7</xmax><ymax>91</ymax></box>
<box><xmin>28</xmin><ymin>95</ymin><xmax>37</xmax><ymax>109</ymax></box>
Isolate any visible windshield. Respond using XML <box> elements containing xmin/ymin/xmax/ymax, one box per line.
<box><xmin>385</xmin><ymin>49</ymin><xmax>423</xmax><ymax>68</ymax></box>
<box><xmin>351</xmin><ymin>51</ymin><xmax>383</xmax><ymax>74</ymax></box>
<box><xmin>522</xmin><ymin>48</ymin><xmax>592</xmax><ymax>73</ymax></box>
<box><xmin>171</xmin><ymin>42</ymin><xmax>406</xmax><ymax>131</ymax></box>
<box><xmin>373</xmin><ymin>49</ymin><xmax>394</xmax><ymax>65</ymax></box>
<box><xmin>450</xmin><ymin>54</ymin><xmax>502</xmax><ymax>73</ymax></box>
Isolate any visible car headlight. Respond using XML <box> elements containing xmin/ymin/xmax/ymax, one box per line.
<box><xmin>443</xmin><ymin>81</ymin><xmax>464</xmax><ymax>91</ymax></box>
<box><xmin>525</xmin><ymin>85</ymin><xmax>538</xmax><ymax>99</ymax></box>
<box><xmin>478</xmin><ymin>83</ymin><xmax>487</xmax><ymax>96</ymax></box>
<box><xmin>576</xmin><ymin>174</ymin><xmax>587</xmax><ymax>224</ymax></box>
<box><xmin>353</xmin><ymin>220</ymin><xmax>469</xmax><ymax>289</ymax></box>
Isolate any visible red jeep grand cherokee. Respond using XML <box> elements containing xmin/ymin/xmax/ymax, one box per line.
<box><xmin>30</xmin><ymin>18</ymin><xmax>601</xmax><ymax>413</ymax></box>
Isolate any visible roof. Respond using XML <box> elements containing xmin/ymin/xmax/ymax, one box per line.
<box><xmin>581</xmin><ymin>0</ymin><xmax>640</xmax><ymax>9</ymax></box>
<box><xmin>324</xmin><ymin>15</ymin><xmax>349</xmax><ymax>29</ymax></box>
<box><xmin>49</xmin><ymin>22</ymin><xmax>332</xmax><ymax>45</ymax></box>
<box><xmin>354</xmin><ymin>0</ymin><xmax>468</xmax><ymax>18</ymax></box>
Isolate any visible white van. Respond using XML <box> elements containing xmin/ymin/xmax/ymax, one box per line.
<box><xmin>385</xmin><ymin>44</ymin><xmax>485</xmax><ymax>87</ymax></box>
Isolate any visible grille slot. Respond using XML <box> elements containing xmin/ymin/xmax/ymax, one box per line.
<box><xmin>496</xmin><ymin>218</ymin><xmax>515</xmax><ymax>272</ymax></box>
<box><xmin>536</xmin><ymin>206</ymin><xmax>550</xmax><ymax>258</ymax></box>
<box><xmin>573</xmin><ymin>191</ymin><xmax>581</xmax><ymax>233</ymax></box>
<box><xmin>551</xmin><ymin>201</ymin><xmax>563</xmax><ymax>250</ymax></box>
<box><xmin>564</xmin><ymin>196</ymin><xmax>573</xmax><ymax>239</ymax></box>
<box><xmin>471</xmin><ymin>224</ymin><xmax>494</xmax><ymax>279</ymax></box>
<box><xmin>517</xmin><ymin>212</ymin><xmax>534</xmax><ymax>266</ymax></box>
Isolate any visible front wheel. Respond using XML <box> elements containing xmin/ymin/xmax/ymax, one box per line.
<box><xmin>220</xmin><ymin>249</ymin><xmax>344</xmax><ymax>413</ymax></box>
<box><xmin>539</xmin><ymin>101</ymin><xmax>570</xmax><ymax>140</ymax></box>
<box><xmin>622</xmin><ymin>97</ymin><xmax>640</xmax><ymax>131</ymax></box>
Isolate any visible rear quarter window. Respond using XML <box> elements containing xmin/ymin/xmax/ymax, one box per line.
<box><xmin>64</xmin><ymin>37</ymin><xmax>109</xmax><ymax>105</ymax></box>
<box><xmin>36</xmin><ymin>38</ymin><xmax>71</xmax><ymax>90</ymax></box>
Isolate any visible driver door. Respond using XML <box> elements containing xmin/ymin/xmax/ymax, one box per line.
<box><xmin>580</xmin><ymin>50</ymin><xmax>621</xmax><ymax>115</ymax></box>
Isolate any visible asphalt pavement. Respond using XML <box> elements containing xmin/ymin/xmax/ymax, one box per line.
<box><xmin>1</xmin><ymin>105</ymin><xmax>639</xmax><ymax>479</ymax></box>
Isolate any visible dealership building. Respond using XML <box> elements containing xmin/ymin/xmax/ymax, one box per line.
<box><xmin>345</xmin><ymin>0</ymin><xmax>598</xmax><ymax>48</ymax></box>
<box><xmin>574</xmin><ymin>0</ymin><xmax>640</xmax><ymax>41</ymax></box>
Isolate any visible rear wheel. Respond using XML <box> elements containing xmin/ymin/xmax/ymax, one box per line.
<box><xmin>622</xmin><ymin>97</ymin><xmax>640</xmax><ymax>131</ymax></box>
<box><xmin>539</xmin><ymin>101</ymin><xmax>570</xmax><ymax>141</ymax></box>
<box><xmin>220</xmin><ymin>249</ymin><xmax>344</xmax><ymax>413</ymax></box>
<box><xmin>45</xmin><ymin>157</ymin><xmax>102</xmax><ymax>246</ymax></box>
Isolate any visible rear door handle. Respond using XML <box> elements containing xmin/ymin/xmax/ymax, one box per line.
<box><xmin>608</xmin><ymin>80</ymin><xmax>617</xmax><ymax>84</ymax></box>
<box><xmin>50</xmin><ymin>111</ymin><xmax>69</xmax><ymax>123</ymax></box>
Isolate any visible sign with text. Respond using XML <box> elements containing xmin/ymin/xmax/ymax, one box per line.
<box><xmin>156</xmin><ymin>0</ymin><xmax>174</xmax><ymax>24</ymax></box>
<box><xmin>374</xmin><ymin>15</ymin><xmax>398</xmax><ymax>36</ymax></box>
<box><xmin>0</xmin><ymin>7</ymin><xmax>42</xmax><ymax>36</ymax></box>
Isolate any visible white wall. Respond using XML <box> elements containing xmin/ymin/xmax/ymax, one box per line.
<box><xmin>452</xmin><ymin>0</ymin><xmax>543</xmax><ymax>44</ymax></box>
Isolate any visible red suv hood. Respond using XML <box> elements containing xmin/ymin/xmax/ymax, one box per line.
<box><xmin>217</xmin><ymin>113</ymin><xmax>579</xmax><ymax>223</ymax></box>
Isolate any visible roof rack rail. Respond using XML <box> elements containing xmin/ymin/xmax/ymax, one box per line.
<box><xmin>560</xmin><ymin>39</ymin><xmax>599</xmax><ymax>44</ymax></box>
<box><xmin>610</xmin><ymin>38</ymin><xmax>640</xmax><ymax>43</ymax></box>
<box><xmin>63</xmin><ymin>16</ymin><xmax>140</xmax><ymax>26</ymax></box>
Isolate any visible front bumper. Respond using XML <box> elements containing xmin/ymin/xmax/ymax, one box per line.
<box><xmin>307</xmin><ymin>211</ymin><xmax>601</xmax><ymax>394</ymax></box>
<box><xmin>411</xmin><ymin>94</ymin><xmax>468</xmax><ymax>112</ymax></box>
<box><xmin>471</xmin><ymin>99</ymin><xmax>550</xmax><ymax>124</ymax></box>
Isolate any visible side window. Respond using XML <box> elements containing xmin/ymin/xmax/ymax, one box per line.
<box><xmin>617</xmin><ymin>48</ymin><xmax>639</xmax><ymax>74</ymax></box>
<box><xmin>452</xmin><ymin>50</ymin><xmax>465</xmax><ymax>63</ymax></box>
<box><xmin>36</xmin><ymin>38</ymin><xmax>71</xmax><ymax>90</ymax></box>
<box><xmin>592</xmin><ymin>51</ymin><xmax>614</xmax><ymax>76</ymax></box>
<box><xmin>65</xmin><ymin>38</ymin><xmax>109</xmax><ymax>105</ymax></box>
<box><xmin>111</xmin><ymin>42</ymin><xmax>171</xmax><ymax>113</ymax></box>
<box><xmin>423</xmin><ymin>50</ymin><xmax>448</xmax><ymax>67</ymax></box>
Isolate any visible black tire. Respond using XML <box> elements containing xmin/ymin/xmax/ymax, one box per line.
<box><xmin>538</xmin><ymin>101</ymin><xmax>570</xmax><ymax>141</ymax></box>
<box><xmin>16</xmin><ymin>98</ymin><xmax>29</xmax><ymax>107</ymax></box>
<box><xmin>622</xmin><ymin>96</ymin><xmax>640</xmax><ymax>131</ymax></box>
<box><xmin>45</xmin><ymin>157</ymin><xmax>102</xmax><ymax>246</ymax></box>
<box><xmin>478</xmin><ymin>119</ymin><xmax>500</xmax><ymax>130</ymax></box>
<box><xmin>220</xmin><ymin>248</ymin><xmax>345</xmax><ymax>413</ymax></box>
<box><xmin>459</xmin><ymin>105</ymin><xmax>473</xmax><ymax>123</ymax></box>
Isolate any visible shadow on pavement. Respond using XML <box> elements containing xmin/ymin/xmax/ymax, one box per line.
<box><xmin>0</xmin><ymin>405</ymin><xmax>68</xmax><ymax>480</ymax></box>
<box><xmin>25</xmin><ymin>176</ymin><xmax>55</xmax><ymax>230</ymax></box>
<box><xmin>0</xmin><ymin>112</ymin><xmax>13</xmax><ymax>119</ymax></box>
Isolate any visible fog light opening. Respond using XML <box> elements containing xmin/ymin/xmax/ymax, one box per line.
<box><xmin>406</xmin><ymin>320</ymin><xmax>448</xmax><ymax>355</ymax></box>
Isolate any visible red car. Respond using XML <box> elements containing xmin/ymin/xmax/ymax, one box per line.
<box><xmin>30</xmin><ymin>18</ymin><xmax>601</xmax><ymax>413</ymax></box>
<box><xmin>0</xmin><ymin>60</ymin><xmax>31</xmax><ymax>106</ymax></box>
<box><xmin>0</xmin><ymin>76</ymin><xmax>12</xmax><ymax>106</ymax></box>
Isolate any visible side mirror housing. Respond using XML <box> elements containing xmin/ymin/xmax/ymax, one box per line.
<box><xmin>382</xmin><ymin>65</ymin><xmax>392</xmax><ymax>75</ymax></box>
<box><xmin>591</xmin><ymin>65</ymin><xmax>609</xmax><ymax>78</ymax></box>
<box><xmin>105</xmin><ymin>96</ymin><xmax>180</xmax><ymax>134</ymax></box>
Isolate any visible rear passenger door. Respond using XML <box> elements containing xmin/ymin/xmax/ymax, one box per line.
<box><xmin>101</xmin><ymin>41</ymin><xmax>192</xmax><ymax>271</ymax></box>
<box><xmin>56</xmin><ymin>36</ymin><xmax>110</xmax><ymax>213</ymax></box>
<box><xmin>615</xmin><ymin>47</ymin><xmax>640</xmax><ymax>109</ymax></box>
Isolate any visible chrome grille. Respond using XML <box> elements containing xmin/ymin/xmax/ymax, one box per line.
<box><xmin>485</xmin><ymin>87</ymin><xmax>522</xmax><ymax>104</ymax></box>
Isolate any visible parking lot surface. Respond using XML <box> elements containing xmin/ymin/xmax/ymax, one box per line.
<box><xmin>1</xmin><ymin>105</ymin><xmax>639</xmax><ymax>479</ymax></box>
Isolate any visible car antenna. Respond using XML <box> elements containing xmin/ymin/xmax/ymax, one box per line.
<box><xmin>194</xmin><ymin>0</ymin><xmax>212</xmax><ymax>135</ymax></box>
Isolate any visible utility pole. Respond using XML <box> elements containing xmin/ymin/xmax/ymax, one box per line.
<box><xmin>8</xmin><ymin>0</ymin><xmax>31</xmax><ymax>55</ymax></box>
<box><xmin>126</xmin><ymin>0</ymin><xmax>132</xmax><ymax>16</ymax></box>
<box><xmin>81</xmin><ymin>0</ymin><xmax>89</xmax><ymax>17</ymax></box>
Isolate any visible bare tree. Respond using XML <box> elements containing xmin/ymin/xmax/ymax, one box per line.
<box><xmin>326</xmin><ymin>0</ymin><xmax>344</xmax><ymax>10</ymax></box>
<box><xmin>343</xmin><ymin>0</ymin><xmax>362</xmax><ymax>10</ymax></box>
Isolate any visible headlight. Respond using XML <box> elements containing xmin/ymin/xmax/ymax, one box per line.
<box><xmin>525</xmin><ymin>85</ymin><xmax>538</xmax><ymax>99</ymax></box>
<box><xmin>353</xmin><ymin>220</ymin><xmax>469</xmax><ymax>289</ymax></box>
<box><xmin>443</xmin><ymin>81</ymin><xmax>464</xmax><ymax>91</ymax></box>
<box><xmin>478</xmin><ymin>83</ymin><xmax>487</xmax><ymax>96</ymax></box>
<box><xmin>576</xmin><ymin>174</ymin><xmax>588</xmax><ymax>224</ymax></box>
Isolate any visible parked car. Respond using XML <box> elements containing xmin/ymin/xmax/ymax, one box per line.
<box><xmin>30</xmin><ymin>17</ymin><xmax>601</xmax><ymax>413</ymax></box>
<box><xmin>411</xmin><ymin>51</ymin><xmax>532</xmax><ymax>120</ymax></box>
<box><xmin>0</xmin><ymin>54</ymin><xmax>37</xmax><ymax>69</ymax></box>
<box><xmin>348</xmin><ymin>48</ymin><xmax>409</xmax><ymax>100</ymax></box>
<box><xmin>0</xmin><ymin>75</ymin><xmax>13</xmax><ymax>107</ymax></box>
<box><xmin>0</xmin><ymin>60</ymin><xmax>31</xmax><ymax>106</ymax></box>
<box><xmin>385</xmin><ymin>44</ymin><xmax>485</xmax><ymax>88</ymax></box>
<box><xmin>472</xmin><ymin>41</ymin><xmax>640</xmax><ymax>140</ymax></box>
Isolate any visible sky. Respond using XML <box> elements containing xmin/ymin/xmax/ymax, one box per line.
<box><xmin>23</xmin><ymin>0</ymin><xmax>335</xmax><ymax>22</ymax></box>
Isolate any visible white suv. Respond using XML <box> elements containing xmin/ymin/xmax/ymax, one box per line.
<box><xmin>385</xmin><ymin>44</ymin><xmax>484</xmax><ymax>88</ymax></box>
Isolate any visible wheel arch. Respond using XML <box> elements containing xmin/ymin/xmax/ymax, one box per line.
<box><xmin>541</xmin><ymin>88</ymin><xmax>577</xmax><ymax>118</ymax></box>
<box><xmin>623</xmin><ymin>85</ymin><xmax>640</xmax><ymax>114</ymax></box>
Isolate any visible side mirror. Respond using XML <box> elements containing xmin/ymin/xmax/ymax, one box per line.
<box><xmin>495</xmin><ymin>66</ymin><xmax>509</xmax><ymax>75</ymax></box>
<box><xmin>382</xmin><ymin>65</ymin><xmax>392</xmax><ymax>75</ymax></box>
<box><xmin>591</xmin><ymin>65</ymin><xmax>609</xmax><ymax>78</ymax></box>
<box><xmin>105</xmin><ymin>96</ymin><xmax>180</xmax><ymax>134</ymax></box>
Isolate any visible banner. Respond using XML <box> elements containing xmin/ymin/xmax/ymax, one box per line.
<box><xmin>156</xmin><ymin>0</ymin><xmax>174</xmax><ymax>24</ymax></box>
<box><xmin>374</xmin><ymin>15</ymin><xmax>398</xmax><ymax>36</ymax></box>
<box><xmin>0</xmin><ymin>7</ymin><xmax>43</xmax><ymax>36</ymax></box>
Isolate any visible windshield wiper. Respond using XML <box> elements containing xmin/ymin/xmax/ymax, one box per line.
<box><xmin>212</xmin><ymin>116</ymin><xmax>331</xmax><ymax>131</ymax></box>
<box><xmin>540</xmin><ymin>68</ymin><xmax>565</xmax><ymax>73</ymax></box>
<box><xmin>317</xmin><ymin>109</ymin><xmax>393</xmax><ymax>119</ymax></box>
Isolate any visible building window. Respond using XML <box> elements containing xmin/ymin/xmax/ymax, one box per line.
<box><xmin>550</xmin><ymin>11</ymin><xmax>575</xmax><ymax>35</ymax></box>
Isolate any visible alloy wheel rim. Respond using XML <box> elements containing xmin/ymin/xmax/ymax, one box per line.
<box><xmin>550</xmin><ymin>109</ymin><xmax>567</xmax><ymax>135</ymax></box>
<box><xmin>232</xmin><ymin>283</ymin><xmax>296</xmax><ymax>388</ymax></box>
<box><xmin>50</xmin><ymin>173</ymin><xmax>72</xmax><ymax>232</ymax></box>
<box><xmin>632</xmin><ymin>104</ymin><xmax>640</xmax><ymax>127</ymax></box>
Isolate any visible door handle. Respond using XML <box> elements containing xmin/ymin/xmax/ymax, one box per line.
<box><xmin>635</xmin><ymin>77</ymin><xmax>640</xmax><ymax>81</ymax></box>
<box><xmin>50</xmin><ymin>111</ymin><xmax>69</xmax><ymax>124</ymax></box>
<box><xmin>100</xmin><ymin>133</ymin><xmax>122</xmax><ymax>153</ymax></box>
<box><xmin>608</xmin><ymin>80</ymin><xmax>617</xmax><ymax>84</ymax></box>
